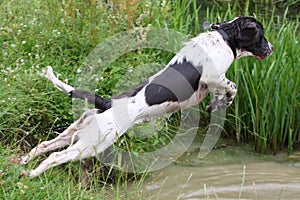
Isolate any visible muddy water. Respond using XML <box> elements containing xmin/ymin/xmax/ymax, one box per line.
<box><xmin>143</xmin><ymin>146</ymin><xmax>300</xmax><ymax>199</ymax></box>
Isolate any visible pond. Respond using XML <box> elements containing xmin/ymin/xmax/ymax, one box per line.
<box><xmin>142</xmin><ymin>145</ymin><xmax>300</xmax><ymax>199</ymax></box>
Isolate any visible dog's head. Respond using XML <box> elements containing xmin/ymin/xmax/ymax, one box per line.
<box><xmin>212</xmin><ymin>16</ymin><xmax>273</xmax><ymax>59</ymax></box>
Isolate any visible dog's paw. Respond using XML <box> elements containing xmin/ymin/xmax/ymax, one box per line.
<box><xmin>206</xmin><ymin>99</ymin><xmax>230</xmax><ymax>113</ymax></box>
<box><xmin>10</xmin><ymin>156</ymin><xmax>22</xmax><ymax>164</ymax></box>
<box><xmin>19</xmin><ymin>170</ymin><xmax>29</xmax><ymax>178</ymax></box>
<box><xmin>206</xmin><ymin>103</ymin><xmax>213</xmax><ymax>113</ymax></box>
<box><xmin>28</xmin><ymin>170</ymin><xmax>39</xmax><ymax>178</ymax></box>
<box><xmin>19</xmin><ymin>156</ymin><xmax>30</xmax><ymax>165</ymax></box>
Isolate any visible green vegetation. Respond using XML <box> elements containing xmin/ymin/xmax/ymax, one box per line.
<box><xmin>0</xmin><ymin>0</ymin><xmax>299</xmax><ymax>199</ymax></box>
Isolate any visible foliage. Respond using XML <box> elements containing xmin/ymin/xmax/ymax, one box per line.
<box><xmin>0</xmin><ymin>0</ymin><xmax>299</xmax><ymax>198</ymax></box>
<box><xmin>228</xmin><ymin>13</ymin><xmax>300</xmax><ymax>153</ymax></box>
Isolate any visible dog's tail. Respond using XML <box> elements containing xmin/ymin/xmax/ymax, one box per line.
<box><xmin>44</xmin><ymin>66</ymin><xmax>111</xmax><ymax>112</ymax></box>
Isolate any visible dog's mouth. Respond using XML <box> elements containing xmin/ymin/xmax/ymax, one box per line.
<box><xmin>254</xmin><ymin>49</ymin><xmax>273</xmax><ymax>60</ymax></box>
<box><xmin>255</xmin><ymin>54</ymin><xmax>267</xmax><ymax>60</ymax></box>
<box><xmin>255</xmin><ymin>49</ymin><xmax>273</xmax><ymax>60</ymax></box>
<box><xmin>255</xmin><ymin>42</ymin><xmax>273</xmax><ymax>60</ymax></box>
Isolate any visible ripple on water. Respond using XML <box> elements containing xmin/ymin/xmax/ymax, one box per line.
<box><xmin>144</xmin><ymin>161</ymin><xmax>300</xmax><ymax>199</ymax></box>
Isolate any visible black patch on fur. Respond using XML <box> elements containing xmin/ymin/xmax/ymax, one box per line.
<box><xmin>113</xmin><ymin>80</ymin><xmax>149</xmax><ymax>99</ymax></box>
<box><xmin>70</xmin><ymin>90</ymin><xmax>111</xmax><ymax>112</ymax></box>
<box><xmin>70</xmin><ymin>80</ymin><xmax>148</xmax><ymax>113</ymax></box>
<box><xmin>145</xmin><ymin>59</ymin><xmax>202</xmax><ymax>106</ymax></box>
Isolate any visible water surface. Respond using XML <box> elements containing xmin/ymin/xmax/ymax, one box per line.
<box><xmin>143</xmin><ymin>146</ymin><xmax>300</xmax><ymax>199</ymax></box>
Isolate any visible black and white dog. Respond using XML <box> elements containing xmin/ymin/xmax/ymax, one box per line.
<box><xmin>20</xmin><ymin>16</ymin><xmax>273</xmax><ymax>177</ymax></box>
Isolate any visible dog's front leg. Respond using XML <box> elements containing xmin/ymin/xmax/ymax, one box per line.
<box><xmin>206</xmin><ymin>75</ymin><xmax>237</xmax><ymax>113</ymax></box>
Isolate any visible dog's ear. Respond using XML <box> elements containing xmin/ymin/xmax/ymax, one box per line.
<box><xmin>237</xmin><ymin>22</ymin><xmax>261</xmax><ymax>47</ymax></box>
<box><xmin>243</xmin><ymin>22</ymin><xmax>260</xmax><ymax>33</ymax></box>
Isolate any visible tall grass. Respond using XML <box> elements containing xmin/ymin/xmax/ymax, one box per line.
<box><xmin>194</xmin><ymin>2</ymin><xmax>300</xmax><ymax>153</ymax></box>
<box><xmin>227</xmin><ymin>10</ymin><xmax>300</xmax><ymax>153</ymax></box>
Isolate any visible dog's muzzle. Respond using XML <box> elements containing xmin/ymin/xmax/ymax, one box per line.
<box><xmin>256</xmin><ymin>41</ymin><xmax>273</xmax><ymax>60</ymax></box>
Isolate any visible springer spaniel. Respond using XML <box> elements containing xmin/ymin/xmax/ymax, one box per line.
<box><xmin>20</xmin><ymin>16</ymin><xmax>273</xmax><ymax>177</ymax></box>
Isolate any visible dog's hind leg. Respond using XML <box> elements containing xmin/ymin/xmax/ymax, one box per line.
<box><xmin>20</xmin><ymin>122</ymin><xmax>78</xmax><ymax>165</ymax></box>
<box><xmin>20</xmin><ymin>109</ymin><xmax>99</xmax><ymax>165</ymax></box>
<box><xmin>28</xmin><ymin>131</ymin><xmax>123</xmax><ymax>177</ymax></box>
<box><xmin>28</xmin><ymin>140</ymin><xmax>95</xmax><ymax>178</ymax></box>
<box><xmin>28</xmin><ymin>107</ymin><xmax>129</xmax><ymax>177</ymax></box>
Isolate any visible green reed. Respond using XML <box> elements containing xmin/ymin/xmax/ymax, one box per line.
<box><xmin>231</xmin><ymin>11</ymin><xmax>299</xmax><ymax>153</ymax></box>
<box><xmin>168</xmin><ymin>0</ymin><xmax>299</xmax><ymax>153</ymax></box>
